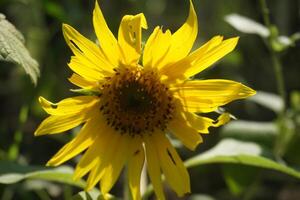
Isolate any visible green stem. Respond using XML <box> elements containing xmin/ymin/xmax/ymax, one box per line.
<box><xmin>35</xmin><ymin>189</ymin><xmax>52</xmax><ymax>200</ymax></box>
<box><xmin>270</xmin><ymin>52</ymin><xmax>286</xmax><ymax>112</ymax></box>
<box><xmin>259</xmin><ymin>0</ymin><xmax>271</xmax><ymax>27</ymax></box>
<box><xmin>259</xmin><ymin>0</ymin><xmax>288</xmax><ymax>159</ymax></box>
<box><xmin>142</xmin><ymin>184</ymin><xmax>153</xmax><ymax>200</ymax></box>
<box><xmin>259</xmin><ymin>0</ymin><xmax>286</xmax><ymax>112</ymax></box>
<box><xmin>63</xmin><ymin>185</ymin><xmax>73</xmax><ymax>200</ymax></box>
<box><xmin>8</xmin><ymin>105</ymin><xmax>28</xmax><ymax>160</ymax></box>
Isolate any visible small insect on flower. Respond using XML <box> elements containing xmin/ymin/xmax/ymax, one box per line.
<box><xmin>35</xmin><ymin>0</ymin><xmax>255</xmax><ymax>199</ymax></box>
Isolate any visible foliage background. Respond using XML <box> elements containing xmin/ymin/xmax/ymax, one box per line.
<box><xmin>0</xmin><ymin>0</ymin><xmax>299</xmax><ymax>199</ymax></box>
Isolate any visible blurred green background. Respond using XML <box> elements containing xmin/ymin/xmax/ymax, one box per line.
<box><xmin>0</xmin><ymin>0</ymin><xmax>299</xmax><ymax>199</ymax></box>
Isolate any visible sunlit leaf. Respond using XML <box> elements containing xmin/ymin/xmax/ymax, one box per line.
<box><xmin>72</xmin><ymin>191</ymin><xmax>119</xmax><ymax>200</ymax></box>
<box><xmin>0</xmin><ymin>13</ymin><xmax>39</xmax><ymax>85</ymax></box>
<box><xmin>72</xmin><ymin>191</ymin><xmax>100</xmax><ymax>200</ymax></box>
<box><xmin>188</xmin><ymin>194</ymin><xmax>216</xmax><ymax>200</ymax></box>
<box><xmin>272</xmin><ymin>33</ymin><xmax>300</xmax><ymax>52</ymax></box>
<box><xmin>185</xmin><ymin>139</ymin><xmax>300</xmax><ymax>179</ymax></box>
<box><xmin>225</xmin><ymin>14</ymin><xmax>269</xmax><ymax>38</ymax></box>
<box><xmin>221</xmin><ymin>120</ymin><xmax>277</xmax><ymax>147</ymax></box>
<box><xmin>225</xmin><ymin>14</ymin><xmax>299</xmax><ymax>52</ymax></box>
<box><xmin>249</xmin><ymin>91</ymin><xmax>283</xmax><ymax>113</ymax></box>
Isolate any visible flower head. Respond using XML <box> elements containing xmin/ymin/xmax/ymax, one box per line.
<box><xmin>35</xmin><ymin>0</ymin><xmax>255</xmax><ymax>199</ymax></box>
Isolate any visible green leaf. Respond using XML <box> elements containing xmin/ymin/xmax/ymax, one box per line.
<box><xmin>188</xmin><ymin>194</ymin><xmax>216</xmax><ymax>200</ymax></box>
<box><xmin>291</xmin><ymin>91</ymin><xmax>300</xmax><ymax>112</ymax></box>
<box><xmin>225</xmin><ymin>14</ymin><xmax>269</xmax><ymax>38</ymax></box>
<box><xmin>72</xmin><ymin>191</ymin><xmax>119</xmax><ymax>200</ymax></box>
<box><xmin>0</xmin><ymin>173</ymin><xmax>24</xmax><ymax>184</ymax></box>
<box><xmin>271</xmin><ymin>33</ymin><xmax>300</xmax><ymax>52</ymax></box>
<box><xmin>45</xmin><ymin>1</ymin><xmax>66</xmax><ymax>21</ymax></box>
<box><xmin>221</xmin><ymin>120</ymin><xmax>277</xmax><ymax>147</ymax></box>
<box><xmin>0</xmin><ymin>161</ymin><xmax>43</xmax><ymax>174</ymax></box>
<box><xmin>249</xmin><ymin>91</ymin><xmax>283</xmax><ymax>113</ymax></box>
<box><xmin>72</xmin><ymin>191</ymin><xmax>100</xmax><ymax>200</ymax></box>
<box><xmin>0</xmin><ymin>164</ymin><xmax>85</xmax><ymax>188</ymax></box>
<box><xmin>225</xmin><ymin>14</ymin><xmax>299</xmax><ymax>52</ymax></box>
<box><xmin>70</xmin><ymin>88</ymin><xmax>101</xmax><ymax>96</ymax></box>
<box><xmin>185</xmin><ymin>139</ymin><xmax>300</xmax><ymax>179</ymax></box>
<box><xmin>274</xmin><ymin>116</ymin><xmax>296</xmax><ymax>157</ymax></box>
<box><xmin>222</xmin><ymin>165</ymin><xmax>258</xmax><ymax>196</ymax></box>
<box><xmin>0</xmin><ymin>13</ymin><xmax>39</xmax><ymax>85</ymax></box>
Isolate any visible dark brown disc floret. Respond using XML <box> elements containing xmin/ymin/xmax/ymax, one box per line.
<box><xmin>99</xmin><ymin>67</ymin><xmax>175</xmax><ymax>136</ymax></box>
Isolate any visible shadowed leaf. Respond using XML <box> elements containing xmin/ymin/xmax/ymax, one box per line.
<box><xmin>0</xmin><ymin>164</ymin><xmax>85</xmax><ymax>188</ymax></box>
<box><xmin>0</xmin><ymin>13</ymin><xmax>39</xmax><ymax>85</ymax></box>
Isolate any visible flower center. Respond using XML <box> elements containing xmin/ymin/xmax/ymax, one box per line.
<box><xmin>100</xmin><ymin>67</ymin><xmax>174</xmax><ymax>136</ymax></box>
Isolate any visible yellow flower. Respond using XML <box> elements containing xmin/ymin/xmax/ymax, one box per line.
<box><xmin>35</xmin><ymin>0</ymin><xmax>255</xmax><ymax>199</ymax></box>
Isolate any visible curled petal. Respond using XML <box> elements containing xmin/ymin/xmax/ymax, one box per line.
<box><xmin>118</xmin><ymin>13</ymin><xmax>147</xmax><ymax>65</ymax></box>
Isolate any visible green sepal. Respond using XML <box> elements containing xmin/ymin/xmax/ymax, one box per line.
<box><xmin>70</xmin><ymin>88</ymin><xmax>101</xmax><ymax>96</ymax></box>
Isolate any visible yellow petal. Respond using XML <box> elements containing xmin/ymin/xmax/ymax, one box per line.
<box><xmin>160</xmin><ymin>35</ymin><xmax>222</xmax><ymax>80</ymax></box>
<box><xmin>73</xmin><ymin>124</ymin><xmax>113</xmax><ymax>181</ymax></box>
<box><xmin>100</xmin><ymin>134</ymin><xmax>131</xmax><ymax>195</ymax></box>
<box><xmin>128</xmin><ymin>140</ymin><xmax>145</xmax><ymax>200</ymax></box>
<box><xmin>93</xmin><ymin>0</ymin><xmax>119</xmax><ymax>66</ymax></box>
<box><xmin>84</xmin><ymin>129</ymin><xmax>120</xmax><ymax>190</ymax></box>
<box><xmin>161</xmin><ymin>0</ymin><xmax>198</xmax><ymax>68</ymax></box>
<box><xmin>142</xmin><ymin>26</ymin><xmax>159</xmax><ymax>68</ymax></box>
<box><xmin>38</xmin><ymin>96</ymin><xmax>98</xmax><ymax>116</ymax></box>
<box><xmin>152</xmin><ymin>132</ymin><xmax>190</xmax><ymax>197</ymax></box>
<box><xmin>46</xmin><ymin>115</ymin><xmax>103</xmax><ymax>166</ymax></box>
<box><xmin>143</xmin><ymin>27</ymin><xmax>172</xmax><ymax>70</ymax></box>
<box><xmin>118</xmin><ymin>13</ymin><xmax>147</xmax><ymax>65</ymax></box>
<box><xmin>144</xmin><ymin>0</ymin><xmax>197</xmax><ymax>71</ymax></box>
<box><xmin>161</xmin><ymin>37</ymin><xmax>238</xmax><ymax>81</ymax></box>
<box><xmin>183</xmin><ymin>111</ymin><xmax>214</xmax><ymax>134</ymax></box>
<box><xmin>67</xmin><ymin>55</ymin><xmax>105</xmax><ymax>82</ymax></box>
<box><xmin>171</xmin><ymin>79</ymin><xmax>256</xmax><ymax>113</ymax></box>
<box><xmin>144</xmin><ymin>134</ymin><xmax>165</xmax><ymax>200</ymax></box>
<box><xmin>85</xmin><ymin>163</ymin><xmax>106</xmax><ymax>191</ymax></box>
<box><xmin>185</xmin><ymin>37</ymin><xmax>238</xmax><ymax>78</ymax></box>
<box><xmin>168</xmin><ymin>110</ymin><xmax>203</xmax><ymax>151</ymax></box>
<box><xmin>34</xmin><ymin>108</ymin><xmax>97</xmax><ymax>136</ymax></box>
<box><xmin>69</xmin><ymin>73</ymin><xmax>98</xmax><ymax>88</ymax></box>
<box><xmin>73</xmin><ymin>142</ymin><xmax>102</xmax><ymax>182</ymax></box>
<box><xmin>62</xmin><ymin>24</ymin><xmax>114</xmax><ymax>79</ymax></box>
<box><xmin>212</xmin><ymin>112</ymin><xmax>231</xmax><ymax>127</ymax></box>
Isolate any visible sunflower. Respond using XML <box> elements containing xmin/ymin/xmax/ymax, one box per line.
<box><xmin>35</xmin><ymin>0</ymin><xmax>255</xmax><ymax>199</ymax></box>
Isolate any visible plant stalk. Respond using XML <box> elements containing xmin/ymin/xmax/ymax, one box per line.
<box><xmin>259</xmin><ymin>0</ymin><xmax>286</xmax><ymax>112</ymax></box>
